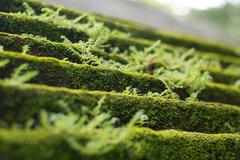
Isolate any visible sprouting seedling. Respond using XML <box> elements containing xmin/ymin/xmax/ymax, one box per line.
<box><xmin>21</xmin><ymin>2</ymin><xmax>35</xmax><ymax>16</ymax></box>
<box><xmin>10</xmin><ymin>63</ymin><xmax>39</xmax><ymax>84</ymax></box>
<box><xmin>93</xmin><ymin>96</ymin><xmax>106</xmax><ymax>116</ymax></box>
<box><xmin>144</xmin><ymin>40</ymin><xmax>161</xmax><ymax>54</ymax></box>
<box><xmin>22</xmin><ymin>45</ymin><xmax>30</xmax><ymax>54</ymax></box>
<box><xmin>234</xmin><ymin>79</ymin><xmax>240</xmax><ymax>87</ymax></box>
<box><xmin>111</xmin><ymin>30</ymin><xmax>131</xmax><ymax>38</ymax></box>
<box><xmin>21</xmin><ymin>33</ymin><xmax>48</xmax><ymax>41</ymax></box>
<box><xmin>19</xmin><ymin>4</ymin><xmax>114</xmax><ymax>48</ymax></box>
<box><xmin>122</xmin><ymin>86</ymin><xmax>139</xmax><ymax>96</ymax></box>
<box><xmin>72</xmin><ymin>13</ymin><xmax>88</xmax><ymax>24</ymax></box>
<box><xmin>0</xmin><ymin>59</ymin><xmax>9</xmax><ymax>68</ymax></box>
<box><xmin>0</xmin><ymin>62</ymin><xmax>39</xmax><ymax>84</ymax></box>
<box><xmin>60</xmin><ymin>35</ymin><xmax>73</xmax><ymax>45</ymax></box>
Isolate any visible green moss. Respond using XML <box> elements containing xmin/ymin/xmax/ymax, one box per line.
<box><xmin>204</xmin><ymin>68</ymin><xmax>240</xmax><ymax>85</ymax></box>
<box><xmin>0</xmin><ymin>32</ymin><xmax>239</xmax><ymax>88</ymax></box>
<box><xmin>131</xmin><ymin>128</ymin><xmax>240</xmax><ymax>160</ymax></box>
<box><xmin>2</xmin><ymin>31</ymin><xmax>239</xmax><ymax>86</ymax></box>
<box><xmin>0</xmin><ymin>32</ymin><xmax>126</xmax><ymax>63</ymax></box>
<box><xmin>0</xmin><ymin>0</ymin><xmax>240</xmax><ymax>158</ymax></box>
<box><xmin>0</xmin><ymin>12</ymin><xmax>88</xmax><ymax>43</ymax></box>
<box><xmin>0</xmin><ymin>82</ymin><xmax>240</xmax><ymax>133</ymax></box>
<box><xmin>0</xmin><ymin>51</ymin><xmax>166</xmax><ymax>93</ymax></box>
<box><xmin>0</xmin><ymin>0</ymin><xmax>239</xmax><ymax>57</ymax></box>
<box><xmin>162</xmin><ymin>43</ymin><xmax>240</xmax><ymax>66</ymax></box>
<box><xmin>0</xmin><ymin>128</ymin><xmax>240</xmax><ymax>159</ymax></box>
<box><xmin>199</xmin><ymin>82</ymin><xmax>240</xmax><ymax>106</ymax></box>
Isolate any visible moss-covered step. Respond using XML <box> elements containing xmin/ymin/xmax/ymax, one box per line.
<box><xmin>0</xmin><ymin>11</ymin><xmax>155</xmax><ymax>52</ymax></box>
<box><xmin>0</xmin><ymin>51</ymin><xmax>166</xmax><ymax>94</ymax></box>
<box><xmin>1</xmin><ymin>51</ymin><xmax>240</xmax><ymax>105</ymax></box>
<box><xmin>0</xmin><ymin>32</ymin><xmax>239</xmax><ymax>86</ymax></box>
<box><xmin>0</xmin><ymin>0</ymin><xmax>239</xmax><ymax>57</ymax></box>
<box><xmin>0</xmin><ymin>127</ymin><xmax>240</xmax><ymax>160</ymax></box>
<box><xmin>1</xmin><ymin>82</ymin><xmax>240</xmax><ymax>133</ymax></box>
<box><xmin>203</xmin><ymin>68</ymin><xmax>240</xmax><ymax>85</ymax></box>
<box><xmin>0</xmin><ymin>32</ymin><xmax>126</xmax><ymax>64</ymax></box>
<box><xmin>198</xmin><ymin>82</ymin><xmax>240</xmax><ymax>106</ymax></box>
<box><xmin>0</xmin><ymin>32</ymin><xmax>238</xmax><ymax>84</ymax></box>
<box><xmin>1</xmin><ymin>11</ymin><xmax>239</xmax><ymax>61</ymax></box>
<box><xmin>0</xmin><ymin>12</ymin><xmax>89</xmax><ymax>43</ymax></box>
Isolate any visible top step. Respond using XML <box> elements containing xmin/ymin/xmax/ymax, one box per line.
<box><xmin>0</xmin><ymin>0</ymin><xmax>239</xmax><ymax>57</ymax></box>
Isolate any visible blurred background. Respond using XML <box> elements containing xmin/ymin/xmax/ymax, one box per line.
<box><xmin>42</xmin><ymin>0</ymin><xmax>240</xmax><ymax>46</ymax></box>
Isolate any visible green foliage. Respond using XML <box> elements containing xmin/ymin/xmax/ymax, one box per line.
<box><xmin>0</xmin><ymin>58</ymin><xmax>9</xmax><ymax>68</ymax></box>
<box><xmin>0</xmin><ymin>45</ymin><xmax>3</xmax><ymax>52</ymax></box>
<box><xmin>22</xmin><ymin>45</ymin><xmax>29</xmax><ymax>54</ymax></box>
<box><xmin>234</xmin><ymin>79</ymin><xmax>240</xmax><ymax>87</ymax></box>
<box><xmin>21</xmin><ymin>2</ymin><xmax>35</xmax><ymax>16</ymax></box>
<box><xmin>0</xmin><ymin>60</ymin><xmax>38</xmax><ymax>84</ymax></box>
<box><xmin>37</xmin><ymin>97</ymin><xmax>146</xmax><ymax>155</ymax></box>
<box><xmin>118</xmin><ymin>41</ymin><xmax>212</xmax><ymax>99</ymax></box>
<box><xmin>0</xmin><ymin>0</ymin><xmax>240</xmax><ymax>159</ymax></box>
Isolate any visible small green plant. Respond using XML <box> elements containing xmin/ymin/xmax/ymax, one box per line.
<box><xmin>36</xmin><ymin>97</ymin><xmax>147</xmax><ymax>155</ymax></box>
<box><xmin>0</xmin><ymin>59</ymin><xmax>38</xmax><ymax>84</ymax></box>
<box><xmin>122</xmin><ymin>86</ymin><xmax>139</xmax><ymax>96</ymax></box>
<box><xmin>234</xmin><ymin>79</ymin><xmax>240</xmax><ymax>87</ymax></box>
<box><xmin>22</xmin><ymin>45</ymin><xmax>30</xmax><ymax>54</ymax></box>
<box><xmin>0</xmin><ymin>59</ymin><xmax>9</xmax><ymax>68</ymax></box>
<box><xmin>21</xmin><ymin>2</ymin><xmax>35</xmax><ymax>16</ymax></box>
<box><xmin>0</xmin><ymin>45</ymin><xmax>4</xmax><ymax>52</ymax></box>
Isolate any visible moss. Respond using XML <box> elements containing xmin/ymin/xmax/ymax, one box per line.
<box><xmin>0</xmin><ymin>128</ymin><xmax>240</xmax><ymax>159</ymax></box>
<box><xmin>0</xmin><ymin>0</ymin><xmax>239</xmax><ymax>57</ymax></box>
<box><xmin>0</xmin><ymin>12</ymin><xmax>88</xmax><ymax>43</ymax></box>
<box><xmin>1</xmin><ymin>82</ymin><xmax>240</xmax><ymax>133</ymax></box>
<box><xmin>0</xmin><ymin>0</ymin><xmax>240</xmax><ymax>158</ymax></box>
<box><xmin>131</xmin><ymin>128</ymin><xmax>240</xmax><ymax>160</ymax></box>
<box><xmin>0</xmin><ymin>12</ymin><xmax>154</xmax><ymax>52</ymax></box>
<box><xmin>1</xmin><ymin>51</ymin><xmax>240</xmax><ymax>105</ymax></box>
<box><xmin>0</xmin><ymin>32</ymin><xmax>126</xmax><ymax>63</ymax></box>
<box><xmin>204</xmin><ymin>68</ymin><xmax>240</xmax><ymax>85</ymax></box>
<box><xmin>0</xmin><ymin>32</ymin><xmax>239</xmax><ymax>88</ymax></box>
<box><xmin>0</xmin><ymin>51</ymin><xmax>166</xmax><ymax>93</ymax></box>
<box><xmin>162</xmin><ymin>43</ymin><xmax>240</xmax><ymax>66</ymax></box>
<box><xmin>1</xmin><ymin>32</ymin><xmax>239</xmax><ymax>85</ymax></box>
<box><xmin>1</xmin><ymin>10</ymin><xmax>240</xmax><ymax>64</ymax></box>
<box><xmin>199</xmin><ymin>82</ymin><xmax>240</xmax><ymax>106</ymax></box>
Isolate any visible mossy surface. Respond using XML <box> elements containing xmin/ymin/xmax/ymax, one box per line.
<box><xmin>0</xmin><ymin>12</ymin><xmax>89</xmax><ymax>43</ymax></box>
<box><xmin>0</xmin><ymin>32</ymin><xmax>239</xmax><ymax>86</ymax></box>
<box><xmin>0</xmin><ymin>32</ymin><xmax>126</xmax><ymax>63</ymax></box>
<box><xmin>0</xmin><ymin>0</ymin><xmax>240</xmax><ymax>159</ymax></box>
<box><xmin>1</xmin><ymin>82</ymin><xmax>240</xmax><ymax>133</ymax></box>
<box><xmin>0</xmin><ymin>128</ymin><xmax>240</xmax><ymax>160</ymax></box>
<box><xmin>0</xmin><ymin>51</ymin><xmax>166</xmax><ymax>93</ymax></box>
<box><xmin>1</xmin><ymin>51</ymin><xmax>240</xmax><ymax>105</ymax></box>
<box><xmin>0</xmin><ymin>0</ymin><xmax>239</xmax><ymax>57</ymax></box>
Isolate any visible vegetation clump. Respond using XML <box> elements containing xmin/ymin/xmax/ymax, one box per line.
<box><xmin>0</xmin><ymin>0</ymin><xmax>240</xmax><ymax>159</ymax></box>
